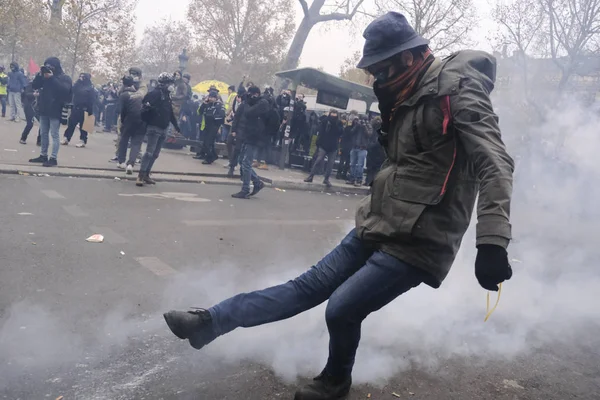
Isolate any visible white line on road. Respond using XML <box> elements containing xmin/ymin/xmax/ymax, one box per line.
<box><xmin>63</xmin><ymin>205</ymin><xmax>89</xmax><ymax>217</ymax></box>
<box><xmin>41</xmin><ymin>189</ymin><xmax>65</xmax><ymax>199</ymax></box>
<box><xmin>182</xmin><ymin>219</ymin><xmax>353</xmax><ymax>227</ymax></box>
<box><xmin>89</xmin><ymin>226</ymin><xmax>128</xmax><ymax>244</ymax></box>
<box><xmin>135</xmin><ymin>257</ymin><xmax>177</xmax><ymax>276</ymax></box>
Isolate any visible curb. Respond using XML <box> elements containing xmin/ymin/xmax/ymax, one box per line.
<box><xmin>0</xmin><ymin>165</ymin><xmax>368</xmax><ymax>195</ymax></box>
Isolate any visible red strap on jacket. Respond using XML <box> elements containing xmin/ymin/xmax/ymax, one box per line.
<box><xmin>441</xmin><ymin>95</ymin><xmax>451</xmax><ymax>135</ymax></box>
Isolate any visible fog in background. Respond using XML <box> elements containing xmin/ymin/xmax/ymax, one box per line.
<box><xmin>0</xmin><ymin>93</ymin><xmax>598</xmax><ymax>389</ymax></box>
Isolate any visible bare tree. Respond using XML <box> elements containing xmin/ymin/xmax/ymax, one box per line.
<box><xmin>0</xmin><ymin>0</ymin><xmax>49</xmax><ymax>64</ymax></box>
<box><xmin>187</xmin><ymin>0</ymin><xmax>294</xmax><ymax>66</ymax></box>
<box><xmin>492</xmin><ymin>0</ymin><xmax>545</xmax><ymax>93</ymax></box>
<box><xmin>281</xmin><ymin>0</ymin><xmax>366</xmax><ymax>72</ymax></box>
<box><xmin>339</xmin><ymin>50</ymin><xmax>369</xmax><ymax>84</ymax></box>
<box><xmin>137</xmin><ymin>18</ymin><xmax>193</xmax><ymax>77</ymax></box>
<box><xmin>375</xmin><ymin>0</ymin><xmax>478</xmax><ymax>54</ymax></box>
<box><xmin>541</xmin><ymin>0</ymin><xmax>600</xmax><ymax>90</ymax></box>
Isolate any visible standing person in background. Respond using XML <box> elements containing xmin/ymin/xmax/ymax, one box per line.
<box><xmin>230</xmin><ymin>86</ymin><xmax>267</xmax><ymax>199</ymax></box>
<box><xmin>103</xmin><ymin>83</ymin><xmax>118</xmax><ymax>132</ymax></box>
<box><xmin>117</xmin><ymin>75</ymin><xmax>146</xmax><ymax>175</ymax></box>
<box><xmin>304</xmin><ymin>109</ymin><xmax>343</xmax><ymax>188</ymax></box>
<box><xmin>0</xmin><ymin>66</ymin><xmax>8</xmax><ymax>118</ymax></box>
<box><xmin>347</xmin><ymin>117</ymin><xmax>371</xmax><ymax>187</ymax></box>
<box><xmin>221</xmin><ymin>85</ymin><xmax>237</xmax><ymax>143</ymax></box>
<box><xmin>19</xmin><ymin>80</ymin><xmax>37</xmax><ymax>144</ymax></box>
<box><xmin>7</xmin><ymin>62</ymin><xmax>27</xmax><ymax>122</ymax></box>
<box><xmin>364</xmin><ymin>116</ymin><xmax>385</xmax><ymax>186</ymax></box>
<box><xmin>171</xmin><ymin>71</ymin><xmax>190</xmax><ymax>121</ymax></box>
<box><xmin>336</xmin><ymin>118</ymin><xmax>355</xmax><ymax>180</ymax></box>
<box><xmin>137</xmin><ymin>72</ymin><xmax>180</xmax><ymax>186</ymax></box>
<box><xmin>29</xmin><ymin>57</ymin><xmax>72</xmax><ymax>167</ymax></box>
<box><xmin>62</xmin><ymin>73</ymin><xmax>95</xmax><ymax>148</ymax></box>
<box><xmin>194</xmin><ymin>91</ymin><xmax>225</xmax><ymax>164</ymax></box>
<box><xmin>226</xmin><ymin>94</ymin><xmax>243</xmax><ymax>178</ymax></box>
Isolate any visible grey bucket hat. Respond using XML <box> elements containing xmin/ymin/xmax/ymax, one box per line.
<box><xmin>357</xmin><ymin>12</ymin><xmax>429</xmax><ymax>69</ymax></box>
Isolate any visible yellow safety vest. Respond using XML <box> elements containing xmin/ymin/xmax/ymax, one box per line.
<box><xmin>0</xmin><ymin>73</ymin><xmax>7</xmax><ymax>96</ymax></box>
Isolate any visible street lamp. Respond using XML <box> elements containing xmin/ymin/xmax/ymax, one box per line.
<box><xmin>178</xmin><ymin>49</ymin><xmax>189</xmax><ymax>73</ymax></box>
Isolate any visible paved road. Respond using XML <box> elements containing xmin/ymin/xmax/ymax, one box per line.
<box><xmin>0</xmin><ymin>175</ymin><xmax>599</xmax><ymax>400</ymax></box>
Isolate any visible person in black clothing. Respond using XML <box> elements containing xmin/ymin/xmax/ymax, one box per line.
<box><xmin>117</xmin><ymin>75</ymin><xmax>146</xmax><ymax>175</ymax></box>
<box><xmin>304</xmin><ymin>109</ymin><xmax>343</xmax><ymax>188</ymax></box>
<box><xmin>19</xmin><ymin>80</ymin><xmax>37</xmax><ymax>144</ymax></box>
<box><xmin>194</xmin><ymin>91</ymin><xmax>225</xmax><ymax>164</ymax></box>
<box><xmin>62</xmin><ymin>73</ymin><xmax>95</xmax><ymax>147</ymax></box>
<box><xmin>231</xmin><ymin>86</ymin><xmax>267</xmax><ymax>199</ymax></box>
<box><xmin>29</xmin><ymin>57</ymin><xmax>73</xmax><ymax>167</ymax></box>
<box><xmin>137</xmin><ymin>72</ymin><xmax>180</xmax><ymax>186</ymax></box>
<box><xmin>226</xmin><ymin>94</ymin><xmax>243</xmax><ymax>177</ymax></box>
<box><xmin>365</xmin><ymin>116</ymin><xmax>385</xmax><ymax>186</ymax></box>
<box><xmin>103</xmin><ymin>83</ymin><xmax>118</xmax><ymax>132</ymax></box>
<box><xmin>336</xmin><ymin>118</ymin><xmax>356</xmax><ymax>180</ymax></box>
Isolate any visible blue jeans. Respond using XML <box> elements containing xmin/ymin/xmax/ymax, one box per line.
<box><xmin>39</xmin><ymin>116</ymin><xmax>61</xmax><ymax>159</ymax></box>
<box><xmin>220</xmin><ymin>124</ymin><xmax>230</xmax><ymax>142</ymax></box>
<box><xmin>209</xmin><ymin>229</ymin><xmax>428</xmax><ymax>378</ymax></box>
<box><xmin>350</xmin><ymin>149</ymin><xmax>367</xmax><ymax>183</ymax></box>
<box><xmin>0</xmin><ymin>94</ymin><xmax>6</xmax><ymax>117</ymax></box>
<box><xmin>240</xmin><ymin>143</ymin><xmax>261</xmax><ymax>193</ymax></box>
<box><xmin>140</xmin><ymin>125</ymin><xmax>166</xmax><ymax>175</ymax></box>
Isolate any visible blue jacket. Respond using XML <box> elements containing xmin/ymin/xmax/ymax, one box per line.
<box><xmin>7</xmin><ymin>66</ymin><xmax>28</xmax><ymax>93</ymax></box>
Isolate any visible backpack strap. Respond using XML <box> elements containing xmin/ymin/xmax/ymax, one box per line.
<box><xmin>441</xmin><ymin>95</ymin><xmax>451</xmax><ymax>135</ymax></box>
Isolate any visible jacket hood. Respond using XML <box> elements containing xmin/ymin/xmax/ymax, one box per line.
<box><xmin>10</xmin><ymin>62</ymin><xmax>19</xmax><ymax>70</ymax></box>
<box><xmin>129</xmin><ymin>67</ymin><xmax>142</xmax><ymax>77</ymax></box>
<box><xmin>43</xmin><ymin>57</ymin><xmax>64</xmax><ymax>75</ymax></box>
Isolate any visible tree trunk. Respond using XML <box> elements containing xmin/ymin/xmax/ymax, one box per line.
<box><xmin>557</xmin><ymin>65</ymin><xmax>571</xmax><ymax>93</ymax></box>
<box><xmin>277</xmin><ymin>17</ymin><xmax>315</xmax><ymax>90</ymax></box>
<box><xmin>50</xmin><ymin>0</ymin><xmax>64</xmax><ymax>23</ymax></box>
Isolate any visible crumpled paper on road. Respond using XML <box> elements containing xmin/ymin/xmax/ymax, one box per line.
<box><xmin>86</xmin><ymin>234</ymin><xmax>104</xmax><ymax>243</ymax></box>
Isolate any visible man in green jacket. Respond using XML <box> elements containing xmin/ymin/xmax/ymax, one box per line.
<box><xmin>163</xmin><ymin>12</ymin><xmax>514</xmax><ymax>400</ymax></box>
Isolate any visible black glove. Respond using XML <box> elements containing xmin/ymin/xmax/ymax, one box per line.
<box><xmin>475</xmin><ymin>244</ymin><xmax>513</xmax><ymax>291</ymax></box>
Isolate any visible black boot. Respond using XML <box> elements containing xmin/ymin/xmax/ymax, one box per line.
<box><xmin>250</xmin><ymin>180</ymin><xmax>265</xmax><ymax>196</ymax></box>
<box><xmin>227</xmin><ymin>167</ymin><xmax>234</xmax><ymax>178</ymax></box>
<box><xmin>163</xmin><ymin>308</ymin><xmax>216</xmax><ymax>350</ymax></box>
<box><xmin>143</xmin><ymin>175</ymin><xmax>156</xmax><ymax>185</ymax></box>
<box><xmin>294</xmin><ymin>370</ymin><xmax>352</xmax><ymax>400</ymax></box>
<box><xmin>323</xmin><ymin>179</ymin><xmax>332</xmax><ymax>188</ymax></box>
<box><xmin>29</xmin><ymin>155</ymin><xmax>48</xmax><ymax>163</ymax></box>
<box><xmin>231</xmin><ymin>190</ymin><xmax>250</xmax><ymax>199</ymax></box>
<box><xmin>304</xmin><ymin>175</ymin><xmax>314</xmax><ymax>183</ymax></box>
<box><xmin>43</xmin><ymin>157</ymin><xmax>57</xmax><ymax>167</ymax></box>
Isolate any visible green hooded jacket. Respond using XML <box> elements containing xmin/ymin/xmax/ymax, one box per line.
<box><xmin>355</xmin><ymin>50</ymin><xmax>514</xmax><ymax>288</ymax></box>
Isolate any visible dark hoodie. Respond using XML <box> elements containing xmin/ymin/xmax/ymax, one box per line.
<box><xmin>32</xmin><ymin>57</ymin><xmax>73</xmax><ymax>119</ymax></box>
<box><xmin>142</xmin><ymin>85</ymin><xmax>180</xmax><ymax>131</ymax></box>
<box><xmin>7</xmin><ymin>62</ymin><xmax>27</xmax><ymax>93</ymax></box>
<box><xmin>72</xmin><ymin>73</ymin><xmax>95</xmax><ymax>112</ymax></box>
<box><xmin>316</xmin><ymin>115</ymin><xmax>344</xmax><ymax>153</ymax></box>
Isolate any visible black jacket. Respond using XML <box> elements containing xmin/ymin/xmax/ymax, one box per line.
<box><xmin>199</xmin><ymin>100</ymin><xmax>225</xmax><ymax>132</ymax></box>
<box><xmin>316</xmin><ymin>117</ymin><xmax>343</xmax><ymax>153</ymax></box>
<box><xmin>351</xmin><ymin>122</ymin><xmax>370</xmax><ymax>149</ymax></box>
<box><xmin>71</xmin><ymin>75</ymin><xmax>95</xmax><ymax>113</ymax></box>
<box><xmin>233</xmin><ymin>97</ymin><xmax>270</xmax><ymax>146</ymax></box>
<box><xmin>142</xmin><ymin>86</ymin><xmax>180</xmax><ymax>131</ymax></box>
<box><xmin>340</xmin><ymin>124</ymin><xmax>355</xmax><ymax>153</ymax></box>
<box><xmin>32</xmin><ymin>57</ymin><xmax>72</xmax><ymax>119</ymax></box>
<box><xmin>119</xmin><ymin>86</ymin><xmax>144</xmax><ymax>135</ymax></box>
<box><xmin>21</xmin><ymin>82</ymin><xmax>36</xmax><ymax>107</ymax></box>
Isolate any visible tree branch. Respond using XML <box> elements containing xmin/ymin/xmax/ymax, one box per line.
<box><xmin>298</xmin><ymin>0</ymin><xmax>309</xmax><ymax>17</ymax></box>
<box><xmin>314</xmin><ymin>0</ymin><xmax>364</xmax><ymax>22</ymax></box>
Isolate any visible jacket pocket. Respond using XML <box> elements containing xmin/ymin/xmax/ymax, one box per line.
<box><xmin>377</xmin><ymin>171</ymin><xmax>445</xmax><ymax>239</ymax></box>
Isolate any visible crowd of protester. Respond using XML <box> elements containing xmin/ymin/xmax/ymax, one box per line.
<box><xmin>1</xmin><ymin>58</ymin><xmax>384</xmax><ymax>192</ymax></box>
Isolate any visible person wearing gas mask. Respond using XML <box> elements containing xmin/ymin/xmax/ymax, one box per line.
<box><xmin>194</xmin><ymin>91</ymin><xmax>225</xmax><ymax>164</ymax></box>
<box><xmin>304</xmin><ymin>109</ymin><xmax>344</xmax><ymax>188</ymax></box>
<box><xmin>163</xmin><ymin>12</ymin><xmax>514</xmax><ymax>400</ymax></box>
<box><xmin>29</xmin><ymin>57</ymin><xmax>72</xmax><ymax>167</ymax></box>
<box><xmin>230</xmin><ymin>86</ymin><xmax>267</xmax><ymax>199</ymax></box>
<box><xmin>7</xmin><ymin>62</ymin><xmax>28</xmax><ymax>122</ymax></box>
<box><xmin>137</xmin><ymin>72</ymin><xmax>181</xmax><ymax>186</ymax></box>
<box><xmin>0</xmin><ymin>66</ymin><xmax>8</xmax><ymax>118</ymax></box>
<box><xmin>62</xmin><ymin>73</ymin><xmax>95</xmax><ymax>147</ymax></box>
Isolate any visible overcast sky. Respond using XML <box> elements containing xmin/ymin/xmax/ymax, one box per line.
<box><xmin>134</xmin><ymin>0</ymin><xmax>496</xmax><ymax>76</ymax></box>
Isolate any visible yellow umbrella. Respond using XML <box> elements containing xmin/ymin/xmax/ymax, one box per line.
<box><xmin>192</xmin><ymin>80</ymin><xmax>230</xmax><ymax>94</ymax></box>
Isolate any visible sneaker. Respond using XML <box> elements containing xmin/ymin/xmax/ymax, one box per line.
<box><xmin>143</xmin><ymin>175</ymin><xmax>156</xmax><ymax>185</ymax></box>
<box><xmin>19</xmin><ymin>139</ymin><xmax>26</xmax><ymax>145</ymax></box>
<box><xmin>304</xmin><ymin>175</ymin><xmax>314</xmax><ymax>183</ymax></box>
<box><xmin>323</xmin><ymin>180</ymin><xmax>332</xmax><ymax>188</ymax></box>
<box><xmin>109</xmin><ymin>156</ymin><xmax>119</xmax><ymax>163</ymax></box>
<box><xmin>60</xmin><ymin>138</ymin><xmax>69</xmax><ymax>145</ymax></box>
<box><xmin>136</xmin><ymin>176</ymin><xmax>144</xmax><ymax>187</ymax></box>
<box><xmin>250</xmin><ymin>180</ymin><xmax>265</xmax><ymax>196</ymax></box>
<box><xmin>192</xmin><ymin>155</ymin><xmax>203</xmax><ymax>160</ymax></box>
<box><xmin>163</xmin><ymin>309</ymin><xmax>216</xmax><ymax>350</ymax></box>
<box><xmin>126</xmin><ymin>164</ymin><xmax>133</xmax><ymax>175</ymax></box>
<box><xmin>231</xmin><ymin>191</ymin><xmax>250</xmax><ymax>199</ymax></box>
<box><xmin>257</xmin><ymin>162</ymin><xmax>269</xmax><ymax>170</ymax></box>
<box><xmin>43</xmin><ymin>157</ymin><xmax>57</xmax><ymax>167</ymax></box>
<box><xmin>75</xmin><ymin>141</ymin><xmax>86</xmax><ymax>148</ymax></box>
<box><xmin>29</xmin><ymin>155</ymin><xmax>48</xmax><ymax>163</ymax></box>
<box><xmin>202</xmin><ymin>160</ymin><xmax>213</xmax><ymax>165</ymax></box>
<box><xmin>354</xmin><ymin>182</ymin><xmax>362</xmax><ymax>187</ymax></box>
<box><xmin>293</xmin><ymin>370</ymin><xmax>352</xmax><ymax>400</ymax></box>
<box><xmin>117</xmin><ymin>163</ymin><xmax>126</xmax><ymax>169</ymax></box>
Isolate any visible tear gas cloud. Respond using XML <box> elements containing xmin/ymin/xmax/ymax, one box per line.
<box><xmin>0</xmin><ymin>93</ymin><xmax>598</xmax><ymax>389</ymax></box>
